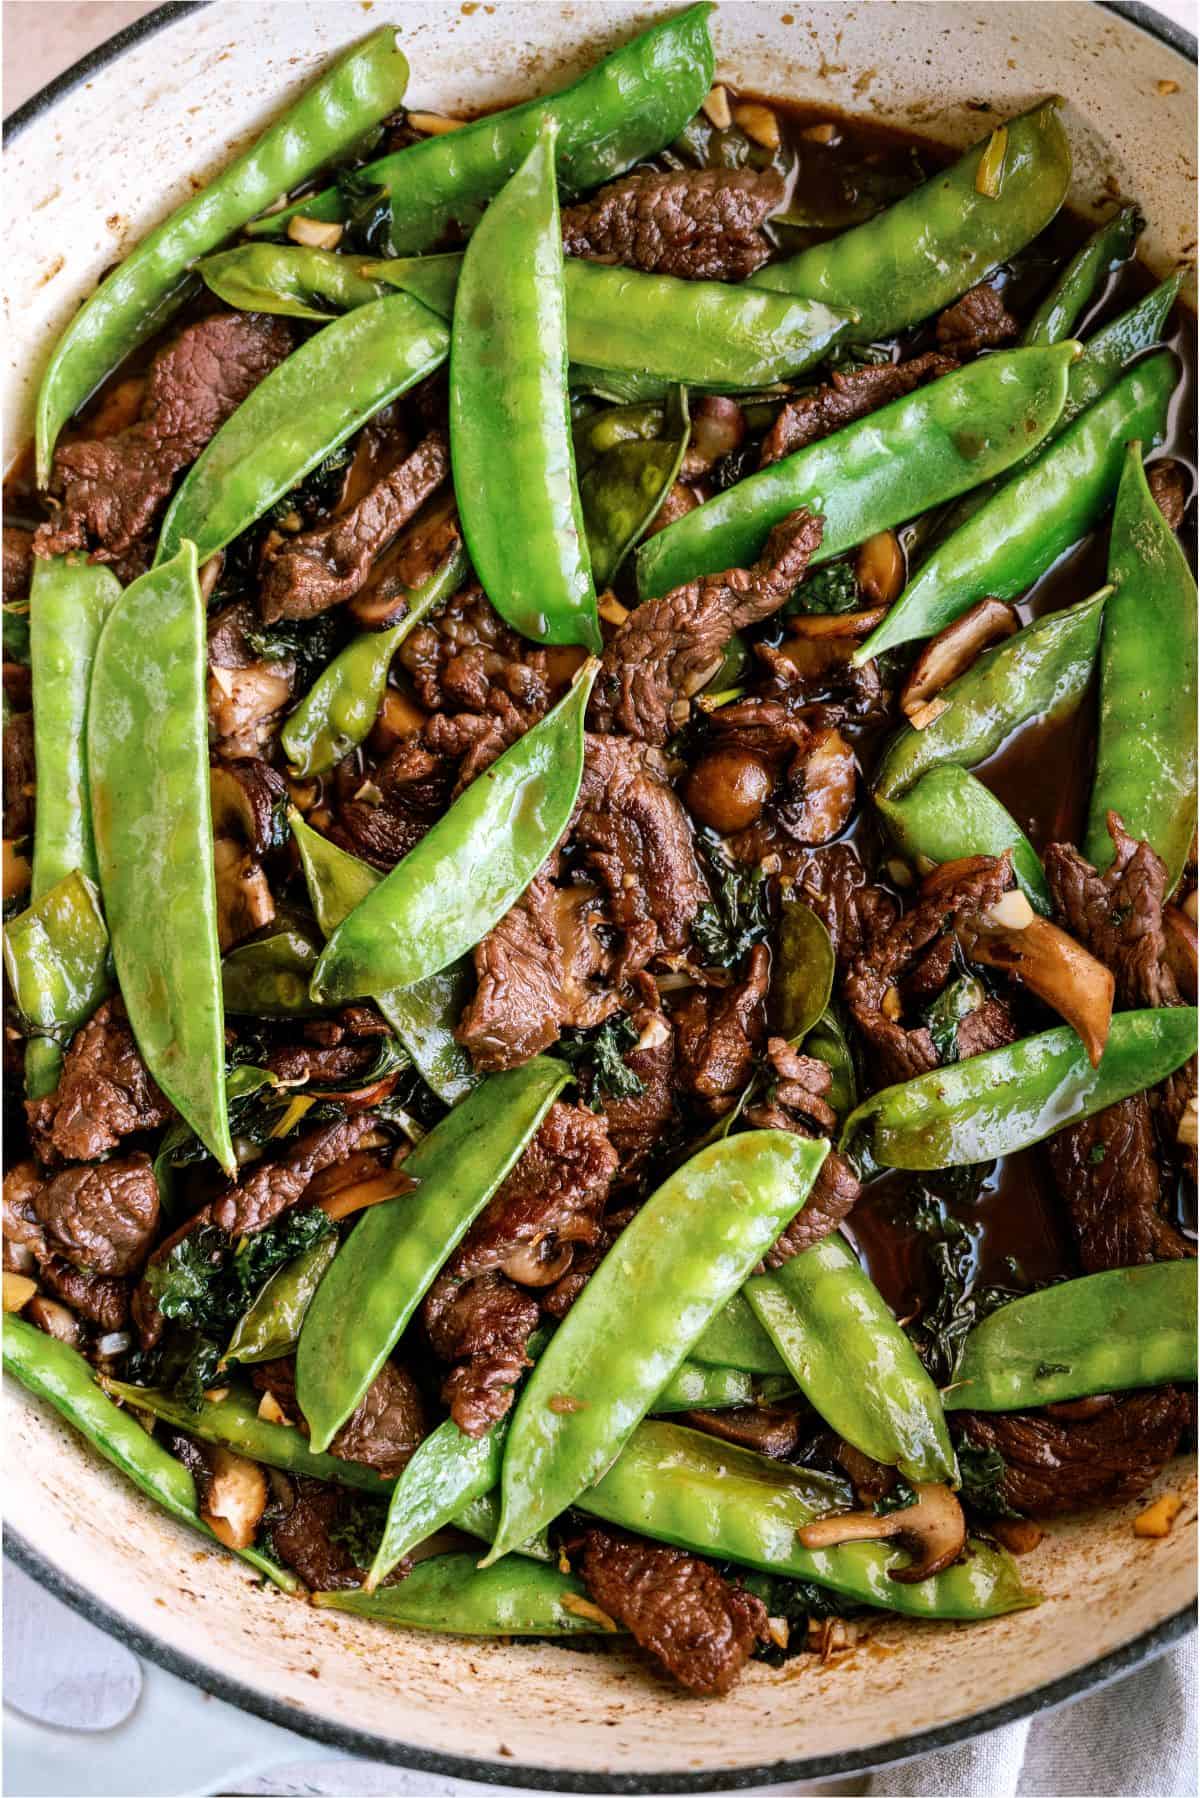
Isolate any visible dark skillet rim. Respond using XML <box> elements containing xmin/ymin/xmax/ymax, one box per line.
<box><xmin>2</xmin><ymin>0</ymin><xmax>1196</xmax><ymax>1788</ymax></box>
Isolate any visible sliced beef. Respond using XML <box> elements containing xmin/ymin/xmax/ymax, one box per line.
<box><xmin>1147</xmin><ymin>458</ymin><xmax>1188</xmax><ymax>532</ymax></box>
<box><xmin>561</xmin><ymin>166</ymin><xmax>784</xmax><ymax>282</ymax></box>
<box><xmin>595</xmin><ymin>987</ymin><xmax>678</xmax><ymax>1180</ymax></box>
<box><xmin>759</xmin><ymin>351</ymin><xmax>957</xmax><ymax>466</ymax></box>
<box><xmin>1045</xmin><ymin>813</ymin><xmax>1179</xmax><ymax>1010</ymax></box>
<box><xmin>211</xmin><ymin>1113</ymin><xmax>386</xmax><ymax>1237</ymax></box>
<box><xmin>743</xmin><ymin>1041</ymin><xmax>862</xmax><ymax>1262</ymax></box>
<box><xmin>259</xmin><ymin>429</ymin><xmax>450</xmax><ymax>621</ymax></box>
<box><xmin>269</xmin><ymin>1477</ymin><xmax>362</xmax><ymax>1592</ymax></box>
<box><xmin>264</xmin><ymin>1044</ymin><xmax>377</xmax><ymax>1086</ymax></box>
<box><xmin>675</xmin><ymin>944</ymin><xmax>770</xmax><ymax>1114</ymax></box>
<box><xmin>32</xmin><ymin>1154</ymin><xmax>159</xmax><ymax>1277</ymax></box>
<box><xmin>957</xmin><ymin>1388</ymin><xmax>1190</xmax><ymax>1518</ymax></box>
<box><xmin>208</xmin><ymin>601</ymin><xmax>296</xmax><ymax>758</ymax></box>
<box><xmin>26</xmin><ymin>998</ymin><xmax>175</xmax><ymax>1166</ymax></box>
<box><xmin>423</xmin><ymin>1104</ymin><xmax>617</xmax><ymax>1435</ymax></box>
<box><xmin>325</xmin><ymin>735</ymin><xmax>454</xmax><ymax>871</ymax></box>
<box><xmin>683</xmin><ymin>1405</ymin><xmax>805</xmax><ymax>1459</ymax></box>
<box><xmin>39</xmin><ymin>1254</ymin><xmax>131</xmax><ymax>1331</ymax></box>
<box><xmin>3</xmin><ymin>525</ymin><xmax>33</xmax><ymax>604</ymax></box>
<box><xmin>36</xmin><ymin>314</ymin><xmax>294</xmax><ymax>561</ymax></box>
<box><xmin>580</xmin><ymin>1527</ymin><xmax>767</xmax><ymax>1695</ymax></box>
<box><xmin>326</xmin><ymin>1360</ymin><xmax>426</xmax><ymax>1477</ymax></box>
<box><xmin>935</xmin><ymin>283</ymin><xmax>1018</xmax><ymax>357</ymax></box>
<box><xmin>589</xmin><ymin>509</ymin><xmax>823</xmax><ymax>745</ymax></box>
<box><xmin>795</xmin><ymin>844</ymin><xmax>897</xmax><ymax>971</ymax></box>
<box><xmin>1045</xmin><ymin>1095</ymin><xmax>1190</xmax><ymax>1271</ymax></box>
<box><xmin>399</xmin><ymin>581</ymin><xmax>559</xmax><ymax>724</ymax></box>
<box><xmin>3</xmin><ymin>710</ymin><xmax>35</xmax><ymax>837</ymax></box>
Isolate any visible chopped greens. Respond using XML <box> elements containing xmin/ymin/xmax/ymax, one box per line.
<box><xmin>693</xmin><ymin>837</ymin><xmax>772</xmax><ymax>968</ymax></box>
<box><xmin>559</xmin><ymin>1013</ymin><xmax>646</xmax><ymax>1105</ymax></box>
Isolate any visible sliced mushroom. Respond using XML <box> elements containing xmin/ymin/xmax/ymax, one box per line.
<box><xmin>500</xmin><ymin>1234</ymin><xmax>577</xmax><ymax>1288</ymax></box>
<box><xmin>370</xmin><ymin>690</ymin><xmax>429</xmax><ymax>755</ymax></box>
<box><xmin>213</xmin><ymin>838</ymin><xmax>276</xmax><ymax>953</ymax></box>
<box><xmin>682</xmin><ymin>397</ymin><xmax>746</xmax><ymax>475</ymax></box>
<box><xmin>314</xmin><ymin>1167</ymin><xmax>416</xmax><ymax>1223</ymax></box>
<box><xmin>1163</xmin><ymin>904</ymin><xmax>1198</xmax><ymax>1004</ymax></box>
<box><xmin>855</xmin><ymin>530</ymin><xmax>905</xmax><ymax>606</ymax></box>
<box><xmin>787</xmin><ymin>605</ymin><xmax>888</xmax><ymax>640</ymax></box>
<box><xmin>900</xmin><ymin>598</ymin><xmax>1019</xmax><ymax>721</ymax></box>
<box><xmin>3</xmin><ymin>1270</ymin><xmax>37</xmax><ymax>1312</ymax></box>
<box><xmin>201</xmin><ymin>1445</ymin><xmax>269</xmax><ymax>1551</ymax></box>
<box><xmin>209</xmin><ymin>759</ymin><xmax>286</xmax><ymax>857</ymax></box>
<box><xmin>208</xmin><ymin>664</ymin><xmax>294</xmax><ymax>755</ymax></box>
<box><xmin>779</xmin><ymin>726</ymin><xmax>856</xmax><ymax>846</ymax></box>
<box><xmin>4</xmin><ymin>839</ymin><xmax>31</xmax><ymax>901</ymax></box>
<box><xmin>959</xmin><ymin>911</ymin><xmax>1115</xmax><ymax>1068</ymax></box>
<box><xmin>27</xmin><ymin>1294</ymin><xmax>82</xmax><ymax>1347</ymax></box>
<box><xmin>796</xmin><ymin>1482</ymin><xmax>967</xmax><ymax>1583</ymax></box>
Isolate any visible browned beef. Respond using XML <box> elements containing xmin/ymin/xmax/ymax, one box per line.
<box><xmin>3</xmin><ymin>710</ymin><xmax>35</xmax><ymax>837</ymax></box>
<box><xmin>325</xmin><ymin>1359</ymin><xmax>426</xmax><ymax>1478</ymax></box>
<box><xmin>764</xmin><ymin>1152</ymin><xmax>863</xmax><ymax>1265</ymax></box>
<box><xmin>759</xmin><ymin>352</ymin><xmax>957</xmax><ymax>466</ymax></box>
<box><xmin>32</xmin><ymin>1154</ymin><xmax>159</xmax><ymax>1277</ymax></box>
<box><xmin>957</xmin><ymin>1388</ymin><xmax>1190</xmax><ymax>1518</ymax></box>
<box><xmin>455</xmin><ymin>868</ymin><xmax>615</xmax><ymax>1072</ymax></box>
<box><xmin>796</xmin><ymin>844</ymin><xmax>897</xmax><ymax>971</ymax></box>
<box><xmin>1045</xmin><ymin>813</ymin><xmax>1179</xmax><ymax>1009</ymax></box>
<box><xmin>211</xmin><ymin>1113</ymin><xmax>385</xmax><ymax>1237</ymax></box>
<box><xmin>264</xmin><ymin>1044</ymin><xmax>377</xmax><ymax>1086</ymax></box>
<box><xmin>423</xmin><ymin>1104</ymin><xmax>617</xmax><ymax>1435</ymax></box>
<box><xmin>935</xmin><ymin>283</ymin><xmax>1017</xmax><ymax>356</ymax></box>
<box><xmin>643</xmin><ymin>480</ymin><xmax>700</xmax><ymax>541</ymax></box>
<box><xmin>399</xmin><ymin>582</ymin><xmax>560</xmax><ymax>723</ymax></box>
<box><xmin>589</xmin><ymin>509</ymin><xmax>823</xmax><ymax>745</ymax></box>
<box><xmin>324</xmin><ymin>735</ymin><xmax>454</xmax><ymax>871</ymax></box>
<box><xmin>742</xmin><ymin>1040</ymin><xmax>862</xmax><ymax>1263</ymax></box>
<box><xmin>39</xmin><ymin>1254</ymin><xmax>131</xmax><ymax>1331</ymax></box>
<box><xmin>26</xmin><ymin>998</ymin><xmax>175</xmax><ymax>1166</ymax></box>
<box><xmin>683</xmin><ymin>1405</ymin><xmax>805</xmax><ymax>1459</ymax></box>
<box><xmin>269</xmin><ymin>1477</ymin><xmax>362</xmax><ymax>1592</ymax></box>
<box><xmin>561</xmin><ymin>167</ymin><xmax>784</xmax><ymax>281</ymax></box>
<box><xmin>36</xmin><ymin>314</ymin><xmax>293</xmax><ymax>560</ymax></box>
<box><xmin>259</xmin><ymin>430</ymin><xmax>450</xmax><ymax>621</ymax></box>
<box><xmin>596</xmin><ymin>986</ymin><xmax>677</xmax><ymax>1178</ymax></box>
<box><xmin>675</xmin><ymin>944</ymin><xmax>770</xmax><ymax>1113</ymax></box>
<box><xmin>1045</xmin><ymin>1095</ymin><xmax>1190</xmax><ymax>1271</ymax></box>
<box><xmin>352</xmin><ymin>509</ymin><xmax>463</xmax><ymax>627</ymax></box>
<box><xmin>3</xmin><ymin>525</ymin><xmax>33</xmax><ymax>604</ymax></box>
<box><xmin>580</xmin><ymin>1527</ymin><xmax>767</xmax><ymax>1695</ymax></box>
<box><xmin>1147</xmin><ymin>459</ymin><xmax>1188</xmax><ymax>532</ymax></box>
<box><xmin>207</xmin><ymin>602</ymin><xmax>296</xmax><ymax>758</ymax></box>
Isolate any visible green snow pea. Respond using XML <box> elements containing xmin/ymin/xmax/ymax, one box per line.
<box><xmin>297</xmin><ymin>1056</ymin><xmax>570</xmax><ymax>1453</ymax></box>
<box><xmin>450</xmin><ymin>126</ymin><xmax>599</xmax><ymax>652</ymax></box>
<box><xmin>484</xmin><ymin>1132</ymin><xmax>829</xmax><ymax>1563</ymax></box>
<box><xmin>770</xmin><ymin>900</ymin><xmax>836</xmax><ymax>1044</ymax></box>
<box><xmin>453</xmin><ymin>1491</ymin><xmax>554</xmax><ymax>1562</ymax></box>
<box><xmin>224</xmin><ymin>1234</ymin><xmax>339</xmax><ymax>1366</ymax></box>
<box><xmin>281</xmin><ymin>540</ymin><xmax>468</xmax><ymax>776</ymax></box>
<box><xmin>35</xmin><ymin>27</ymin><xmax>410</xmax><ymax>483</ymax></box>
<box><xmin>250</xmin><ymin>4</ymin><xmax>715</xmax><ymax>249</ymax></box>
<box><xmin>291</xmin><ymin>811</ymin><xmax>475</xmax><ymax>1103</ymax></box>
<box><xmin>860</xmin><ymin>351</ymin><xmax>1175</xmax><ymax>661</ymax></box>
<box><xmin>874</xmin><ymin>588</ymin><xmax>1108</xmax><ymax>802</ymax></box>
<box><xmin>876</xmin><ymin>767</ymin><xmax>1051</xmax><ymax>915</ymax></box>
<box><xmin>4</xmin><ymin>1319</ymin><xmax>298</xmax><ymax>1592</ymax></box>
<box><xmin>199</xmin><ymin>244</ymin><xmax>388</xmax><ymax>321</ymax></box>
<box><xmin>368</xmin><ymin>1415</ymin><xmax>506</xmax><ymax>1590</ymax></box>
<box><xmin>374</xmin><ymin>253</ymin><xmax>854</xmax><ymax>393</ymax></box>
<box><xmin>636</xmin><ymin>345</ymin><xmax>1077</xmax><ymax>600</ymax></box>
<box><xmin>651</xmin><ymin>1361</ymin><xmax>792</xmax><ymax>1413</ymax></box>
<box><xmin>3</xmin><ymin>601</ymin><xmax>30</xmax><ymax>664</ymax></box>
<box><xmin>946</xmin><ymin>1262</ymin><xmax>1198</xmax><ymax>1412</ymax></box>
<box><xmin>842</xmin><ymin>1008</ymin><xmax>1198</xmax><ymax>1173</ymax></box>
<box><xmin>1086</xmin><ymin>443</ymin><xmax>1198</xmax><ymax>891</ymax></box>
<box><xmin>803</xmin><ymin>1007</ymin><xmax>859</xmax><ymax>1121</ymax></box>
<box><xmin>750</xmin><ymin>100</ymin><xmax>1070</xmax><ymax>341</ymax></box>
<box><xmin>220</xmin><ymin>925</ymin><xmax>323</xmax><ymax>1018</ymax></box>
<box><xmin>746</xmin><ymin>1234</ymin><xmax>956</xmax><ymax>1484</ymax></box>
<box><xmin>1023</xmin><ymin>205</ymin><xmax>1142</xmax><ymax>347</ymax></box>
<box><xmin>3</xmin><ymin>870</ymin><xmax>110</xmax><ymax>1058</ymax></box>
<box><xmin>688</xmin><ymin>1292</ymin><xmax>788</xmax><ymax>1375</ymax></box>
<box><xmin>88</xmin><ymin>544</ymin><xmax>233</xmax><ymax>1173</ymax></box>
<box><xmin>577</xmin><ymin>388</ymin><xmax>691</xmax><ymax>587</ymax></box>
<box><xmin>156</xmin><ymin>294</ymin><xmax>448</xmax><ymax>567</ymax></box>
<box><xmin>311</xmin><ymin>663</ymin><xmax>597</xmax><ymax>1000</ymax></box>
<box><xmin>316</xmin><ymin>1552</ymin><xmax>613</xmax><ymax>1636</ymax></box>
<box><xmin>579</xmin><ymin>1420</ymin><xmax>1033</xmax><ymax>1620</ymax></box>
<box><xmin>101</xmin><ymin>1378</ymin><xmax>390</xmax><ymax>1495</ymax></box>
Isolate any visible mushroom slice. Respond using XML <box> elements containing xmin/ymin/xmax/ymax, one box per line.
<box><xmin>209</xmin><ymin>758</ymin><xmax>286</xmax><ymax>858</ymax></box>
<box><xmin>959</xmin><ymin>912</ymin><xmax>1115</xmax><ymax>1068</ymax></box>
<box><xmin>201</xmin><ymin>1446</ymin><xmax>269</xmax><ymax>1551</ymax></box>
<box><xmin>307</xmin><ymin>1158</ymin><xmax>417</xmax><ymax>1222</ymax></box>
<box><xmin>796</xmin><ymin>1482</ymin><xmax>967</xmax><ymax>1584</ymax></box>
<box><xmin>900</xmin><ymin>598</ymin><xmax>1019</xmax><ymax>721</ymax></box>
<box><xmin>26</xmin><ymin>1294</ymin><xmax>82</xmax><ymax>1347</ymax></box>
<box><xmin>787</xmin><ymin>605</ymin><xmax>888</xmax><ymax>640</ymax></box>
<box><xmin>213</xmin><ymin>837</ymin><xmax>276</xmax><ymax>953</ymax></box>
<box><xmin>500</xmin><ymin>1234</ymin><xmax>578</xmax><ymax>1288</ymax></box>
<box><xmin>3</xmin><ymin>1270</ymin><xmax>37</xmax><ymax>1312</ymax></box>
<box><xmin>1163</xmin><ymin>904</ymin><xmax>1198</xmax><ymax>1005</ymax></box>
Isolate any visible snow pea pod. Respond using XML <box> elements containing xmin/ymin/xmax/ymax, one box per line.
<box><xmin>220</xmin><ymin>925</ymin><xmax>323</xmax><ymax>1018</ymax></box>
<box><xmin>88</xmin><ymin>544</ymin><xmax>233</xmax><ymax>1173</ymax></box>
<box><xmin>199</xmin><ymin>243</ymin><xmax>388</xmax><ymax>321</ymax></box>
<box><xmin>281</xmin><ymin>540</ymin><xmax>468</xmax><ymax>776</ymax></box>
<box><xmin>316</xmin><ymin>1552</ymin><xmax>613</xmax><ymax>1636</ymax></box>
<box><xmin>770</xmin><ymin>900</ymin><xmax>836</xmax><ymax>1044</ymax></box>
<box><xmin>946</xmin><ymin>1263</ymin><xmax>1198</xmax><ymax>1412</ymax></box>
<box><xmin>842</xmin><ymin>1007</ymin><xmax>1198</xmax><ymax>1173</ymax></box>
<box><xmin>579</xmin><ymin>1420</ymin><xmax>1033</xmax><ymax>1620</ymax></box>
<box><xmin>876</xmin><ymin>767</ymin><xmax>1051</xmax><ymax>915</ymax></box>
<box><xmin>860</xmin><ymin>351</ymin><xmax>1175</xmax><ymax>661</ymax></box>
<box><xmin>368</xmin><ymin>1416</ymin><xmax>505</xmax><ymax>1590</ymax></box>
<box><xmin>1023</xmin><ymin>205</ymin><xmax>1142</xmax><ymax>347</ymax></box>
<box><xmin>578</xmin><ymin>388</ymin><xmax>691</xmax><ymax>587</ymax></box>
<box><xmin>746</xmin><ymin>1234</ymin><xmax>956</xmax><ymax>1485</ymax></box>
<box><xmin>4</xmin><ymin>1319</ymin><xmax>298</xmax><ymax>1592</ymax></box>
<box><xmin>484</xmin><ymin>1131</ymin><xmax>829</xmax><ymax>1564</ymax></box>
<box><xmin>804</xmin><ymin>1006</ymin><xmax>859</xmax><ymax>1121</ymax></box>
<box><xmin>249</xmin><ymin>4</ymin><xmax>715</xmax><ymax>249</ymax></box>
<box><xmin>291</xmin><ymin>810</ymin><xmax>475</xmax><ymax>1103</ymax></box>
<box><xmin>874</xmin><ymin>588</ymin><xmax>1108</xmax><ymax>802</ymax></box>
<box><xmin>156</xmin><ymin>294</ymin><xmax>449</xmax><ymax>567</ymax></box>
<box><xmin>653</xmin><ymin>1362</ymin><xmax>758</xmax><ymax>1413</ymax></box>
<box><xmin>3</xmin><ymin>870</ymin><xmax>111</xmax><ymax>1062</ymax></box>
<box><xmin>35</xmin><ymin>27</ymin><xmax>410</xmax><ymax>483</ymax></box>
<box><xmin>1086</xmin><ymin>443</ymin><xmax>1198</xmax><ymax>891</ymax></box>
<box><xmin>636</xmin><ymin>345</ymin><xmax>1077</xmax><ymax>600</ymax></box>
<box><xmin>311</xmin><ymin>663</ymin><xmax>597</xmax><ymax>1000</ymax></box>
<box><xmin>453</xmin><ymin>1491</ymin><xmax>555</xmax><ymax>1562</ymax></box>
<box><xmin>224</xmin><ymin>1234</ymin><xmax>338</xmax><ymax>1367</ymax></box>
<box><xmin>297</xmin><ymin>1056</ymin><xmax>570</xmax><ymax>1453</ymax></box>
<box><xmin>750</xmin><ymin>100</ymin><xmax>1070</xmax><ymax>342</ymax></box>
<box><xmin>688</xmin><ymin>1291</ymin><xmax>788</xmax><ymax>1375</ymax></box>
<box><xmin>450</xmin><ymin>125</ymin><xmax>599</xmax><ymax>652</ymax></box>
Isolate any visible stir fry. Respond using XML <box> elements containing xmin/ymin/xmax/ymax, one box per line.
<box><xmin>3</xmin><ymin>6</ymin><xmax>1196</xmax><ymax>1697</ymax></box>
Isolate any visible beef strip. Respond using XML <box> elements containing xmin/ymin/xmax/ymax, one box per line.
<box><xmin>1147</xmin><ymin>458</ymin><xmax>1188</xmax><ymax>532</ymax></box>
<box><xmin>32</xmin><ymin>1154</ymin><xmax>159</xmax><ymax>1277</ymax></box>
<box><xmin>744</xmin><ymin>1040</ymin><xmax>863</xmax><ymax>1262</ymax></box>
<box><xmin>26</xmin><ymin>998</ymin><xmax>175</xmax><ymax>1166</ymax></box>
<box><xmin>935</xmin><ymin>283</ymin><xmax>1018</xmax><ymax>357</ymax></box>
<box><xmin>580</xmin><ymin>1527</ymin><xmax>767</xmax><ymax>1695</ymax></box>
<box><xmin>561</xmin><ymin>166</ymin><xmax>785</xmax><ymax>281</ymax></box>
<box><xmin>251</xmin><ymin>1355</ymin><xmax>424</xmax><ymax>1477</ymax></box>
<box><xmin>36</xmin><ymin>314</ymin><xmax>294</xmax><ymax>561</ymax></box>
<box><xmin>1045</xmin><ymin>813</ymin><xmax>1180</xmax><ymax>1010</ymax></box>
<box><xmin>269</xmin><ymin>1477</ymin><xmax>363</xmax><ymax>1592</ymax></box>
<box><xmin>595</xmin><ymin>984</ymin><xmax>678</xmax><ymax>1179</ymax></box>
<box><xmin>796</xmin><ymin>843</ymin><xmax>897</xmax><ymax>970</ymax></box>
<box><xmin>208</xmin><ymin>602</ymin><xmax>296</xmax><ymax>758</ymax></box>
<box><xmin>588</xmin><ymin>509</ymin><xmax>823</xmax><ymax>745</ymax></box>
<box><xmin>210</xmin><ymin>1113</ymin><xmax>386</xmax><ymax>1237</ymax></box>
<box><xmin>399</xmin><ymin>581</ymin><xmax>559</xmax><ymax>723</ymax></box>
<box><xmin>325</xmin><ymin>735</ymin><xmax>454</xmax><ymax>871</ymax></box>
<box><xmin>3</xmin><ymin>709</ymin><xmax>35</xmax><ymax>837</ymax></box>
<box><xmin>759</xmin><ymin>351</ymin><xmax>958</xmax><ymax>466</ymax></box>
<box><xmin>39</xmin><ymin>1255</ymin><xmax>131</xmax><ymax>1331</ymax></box>
<box><xmin>3</xmin><ymin>525</ymin><xmax>33</xmax><ymax>604</ymax></box>
<box><xmin>423</xmin><ymin>1103</ymin><xmax>617</xmax><ymax>1434</ymax></box>
<box><xmin>675</xmin><ymin>944</ymin><xmax>770</xmax><ymax>1114</ymax></box>
<box><xmin>3</xmin><ymin>1159</ymin><xmax>140</xmax><ymax>1324</ymax></box>
<box><xmin>956</xmin><ymin>1388</ymin><xmax>1190</xmax><ymax>1518</ymax></box>
<box><xmin>264</xmin><ymin>1044</ymin><xmax>378</xmax><ymax>1086</ymax></box>
<box><xmin>683</xmin><ymin>1405</ymin><xmax>805</xmax><ymax>1459</ymax></box>
<box><xmin>259</xmin><ymin>429</ymin><xmax>450</xmax><ymax>621</ymax></box>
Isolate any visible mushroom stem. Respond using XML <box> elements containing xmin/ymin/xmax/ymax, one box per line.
<box><xmin>959</xmin><ymin>914</ymin><xmax>1115</xmax><ymax>1067</ymax></box>
<box><xmin>797</xmin><ymin>1482</ymin><xmax>967</xmax><ymax>1584</ymax></box>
